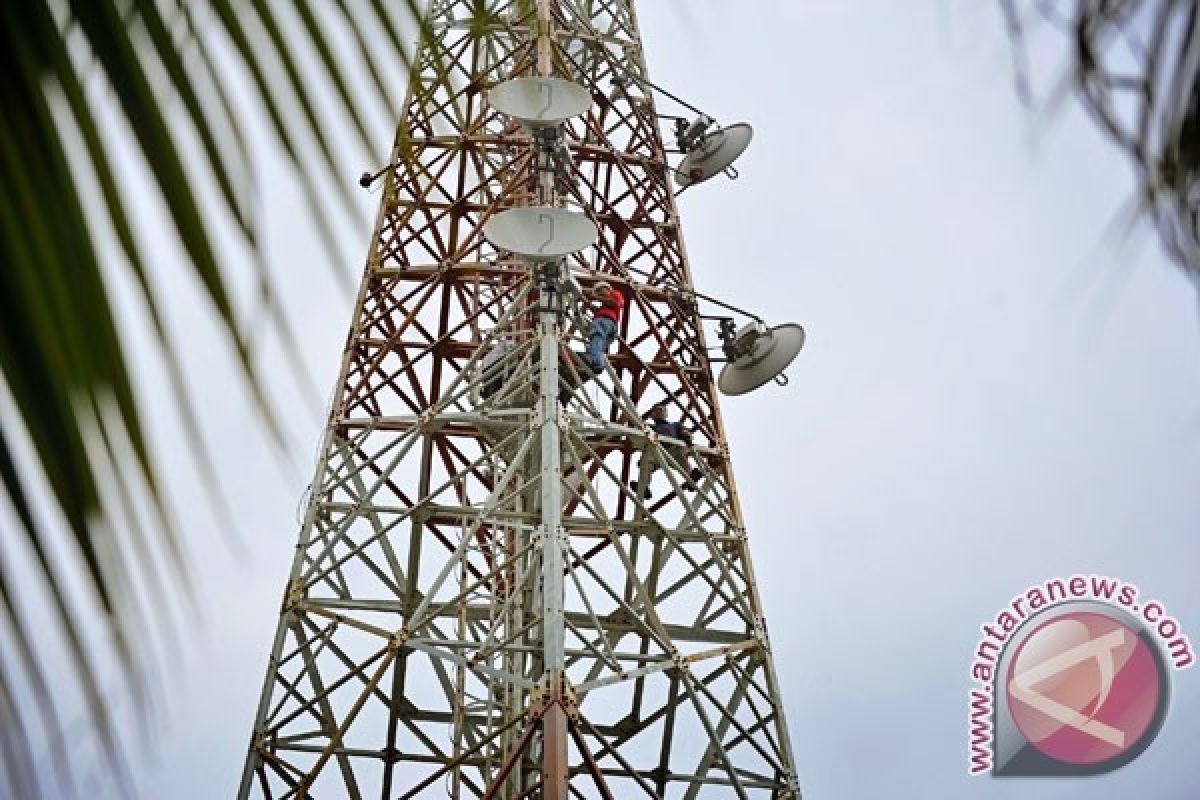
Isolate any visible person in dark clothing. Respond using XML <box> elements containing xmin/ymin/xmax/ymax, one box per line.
<box><xmin>629</xmin><ymin>403</ymin><xmax>704</xmax><ymax>500</ymax></box>
<box><xmin>479</xmin><ymin>338</ymin><xmax>513</xmax><ymax>400</ymax></box>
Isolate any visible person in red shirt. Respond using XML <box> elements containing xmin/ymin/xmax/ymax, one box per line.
<box><xmin>584</xmin><ymin>280</ymin><xmax>624</xmax><ymax>372</ymax></box>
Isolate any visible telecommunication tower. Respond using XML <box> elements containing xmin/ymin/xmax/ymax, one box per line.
<box><xmin>238</xmin><ymin>1</ymin><xmax>803</xmax><ymax>798</ymax></box>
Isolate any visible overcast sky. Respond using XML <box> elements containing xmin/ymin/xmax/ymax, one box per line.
<box><xmin>38</xmin><ymin>2</ymin><xmax>1200</xmax><ymax>798</ymax></box>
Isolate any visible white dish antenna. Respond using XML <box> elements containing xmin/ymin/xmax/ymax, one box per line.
<box><xmin>488</xmin><ymin>77</ymin><xmax>592</xmax><ymax>130</ymax></box>
<box><xmin>676</xmin><ymin>123</ymin><xmax>753</xmax><ymax>187</ymax></box>
<box><xmin>717</xmin><ymin>323</ymin><xmax>805</xmax><ymax>396</ymax></box>
<box><xmin>483</xmin><ymin>207</ymin><xmax>598</xmax><ymax>262</ymax></box>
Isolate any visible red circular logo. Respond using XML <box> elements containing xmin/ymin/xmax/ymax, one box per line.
<box><xmin>1006</xmin><ymin>611</ymin><xmax>1163</xmax><ymax>765</ymax></box>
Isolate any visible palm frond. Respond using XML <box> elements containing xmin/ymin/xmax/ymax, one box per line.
<box><xmin>1000</xmin><ymin>0</ymin><xmax>1200</xmax><ymax>273</ymax></box>
<box><xmin>0</xmin><ymin>0</ymin><xmax>430</xmax><ymax>794</ymax></box>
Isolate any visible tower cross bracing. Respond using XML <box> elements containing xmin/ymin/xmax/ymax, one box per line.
<box><xmin>238</xmin><ymin>2</ymin><xmax>801</xmax><ymax>798</ymax></box>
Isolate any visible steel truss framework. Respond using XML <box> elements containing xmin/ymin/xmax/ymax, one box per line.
<box><xmin>238</xmin><ymin>2</ymin><xmax>800</xmax><ymax>798</ymax></box>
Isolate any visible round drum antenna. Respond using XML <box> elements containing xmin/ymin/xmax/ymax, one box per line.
<box><xmin>717</xmin><ymin>322</ymin><xmax>805</xmax><ymax>396</ymax></box>
<box><xmin>482</xmin><ymin>207</ymin><xmax>598</xmax><ymax>262</ymax></box>
<box><xmin>676</xmin><ymin>123</ymin><xmax>754</xmax><ymax>187</ymax></box>
<box><xmin>488</xmin><ymin>77</ymin><xmax>592</xmax><ymax>130</ymax></box>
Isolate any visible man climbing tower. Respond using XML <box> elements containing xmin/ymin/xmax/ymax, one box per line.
<box><xmin>629</xmin><ymin>403</ymin><xmax>704</xmax><ymax>499</ymax></box>
<box><xmin>583</xmin><ymin>280</ymin><xmax>623</xmax><ymax>373</ymax></box>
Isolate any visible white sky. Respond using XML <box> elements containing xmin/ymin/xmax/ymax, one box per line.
<box><xmin>31</xmin><ymin>1</ymin><xmax>1200</xmax><ymax>798</ymax></box>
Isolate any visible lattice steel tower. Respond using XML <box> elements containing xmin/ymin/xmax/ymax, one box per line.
<box><xmin>237</xmin><ymin>2</ymin><xmax>801</xmax><ymax>798</ymax></box>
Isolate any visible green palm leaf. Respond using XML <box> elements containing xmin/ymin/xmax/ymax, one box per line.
<box><xmin>0</xmin><ymin>0</ymin><xmax>436</xmax><ymax>794</ymax></box>
<box><xmin>1000</xmin><ymin>0</ymin><xmax>1200</xmax><ymax>271</ymax></box>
